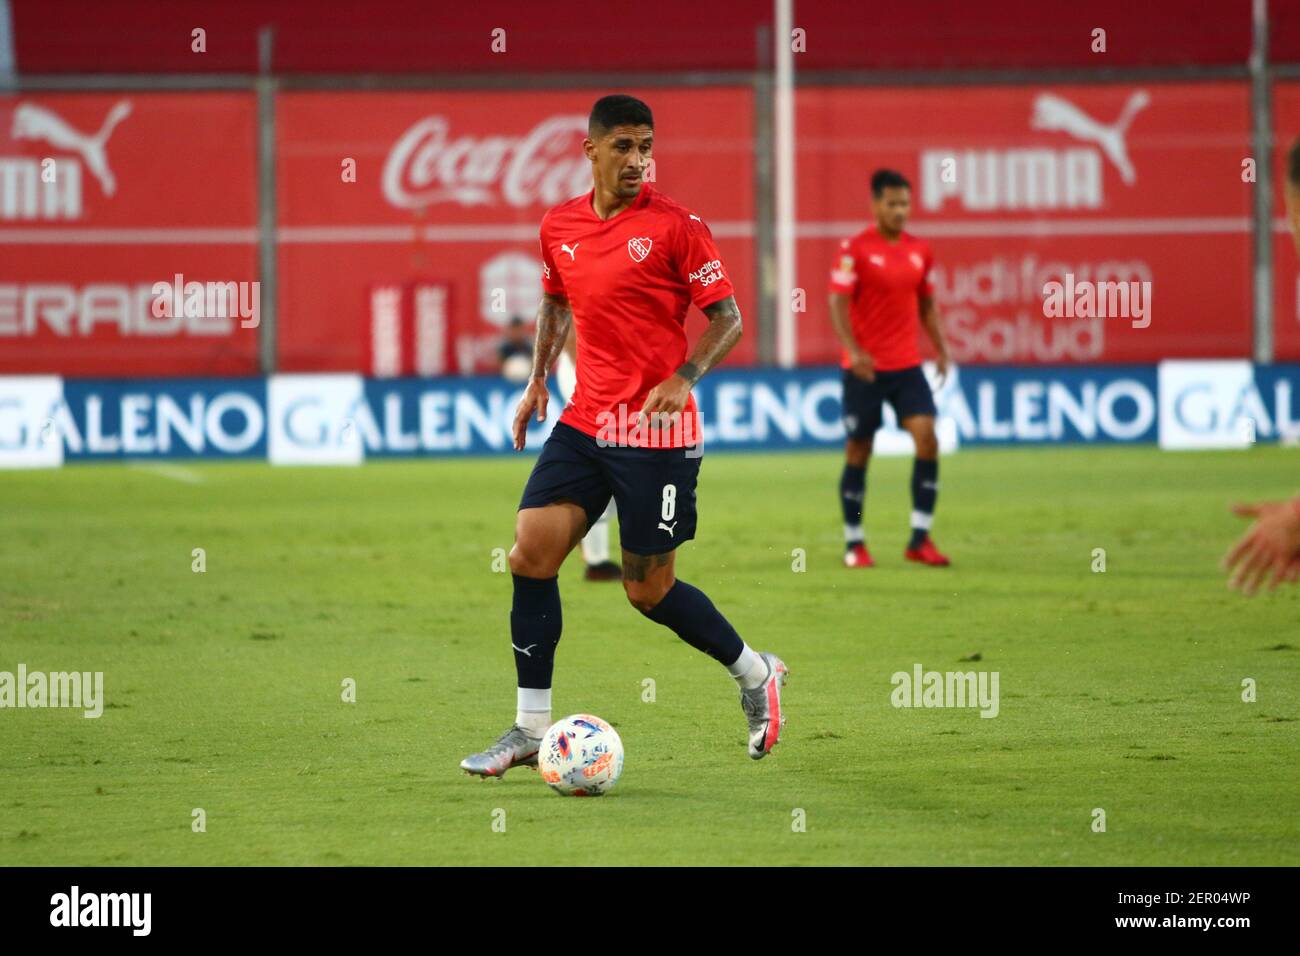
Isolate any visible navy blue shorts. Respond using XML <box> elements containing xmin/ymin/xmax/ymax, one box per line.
<box><xmin>842</xmin><ymin>365</ymin><xmax>937</xmax><ymax>439</ymax></box>
<box><xmin>518</xmin><ymin>421</ymin><xmax>701</xmax><ymax>556</ymax></box>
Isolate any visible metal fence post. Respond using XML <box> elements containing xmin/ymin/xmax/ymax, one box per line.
<box><xmin>257</xmin><ymin>26</ymin><xmax>278</xmax><ymax>375</ymax></box>
<box><xmin>754</xmin><ymin>23</ymin><xmax>776</xmax><ymax>366</ymax></box>
<box><xmin>1252</xmin><ymin>0</ymin><xmax>1274</xmax><ymax>365</ymax></box>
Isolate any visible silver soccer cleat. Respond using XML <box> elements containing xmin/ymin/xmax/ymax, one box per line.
<box><xmin>741</xmin><ymin>652</ymin><xmax>789</xmax><ymax>760</ymax></box>
<box><xmin>459</xmin><ymin>724</ymin><xmax>542</xmax><ymax>778</ymax></box>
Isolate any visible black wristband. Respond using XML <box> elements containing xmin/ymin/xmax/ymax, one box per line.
<box><xmin>675</xmin><ymin>362</ymin><xmax>701</xmax><ymax>385</ymax></box>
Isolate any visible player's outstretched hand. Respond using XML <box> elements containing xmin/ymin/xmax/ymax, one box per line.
<box><xmin>1222</xmin><ymin>497</ymin><xmax>1300</xmax><ymax>595</ymax></box>
<box><xmin>512</xmin><ymin>377</ymin><xmax>548</xmax><ymax>451</ymax></box>
<box><xmin>637</xmin><ymin>373</ymin><xmax>692</xmax><ymax>429</ymax></box>
<box><xmin>849</xmin><ymin>350</ymin><xmax>876</xmax><ymax>382</ymax></box>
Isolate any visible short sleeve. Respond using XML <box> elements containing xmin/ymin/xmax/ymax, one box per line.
<box><xmin>676</xmin><ymin>212</ymin><xmax>734</xmax><ymax>310</ymax></box>
<box><xmin>829</xmin><ymin>238</ymin><xmax>858</xmax><ymax>294</ymax></box>
<box><xmin>539</xmin><ymin>219</ymin><xmax>566</xmax><ymax>297</ymax></box>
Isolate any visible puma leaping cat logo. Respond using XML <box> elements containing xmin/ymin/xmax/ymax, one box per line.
<box><xmin>1030</xmin><ymin>90</ymin><xmax>1150</xmax><ymax>185</ymax></box>
<box><xmin>512</xmin><ymin>643</ymin><xmax>538</xmax><ymax>657</ymax></box>
<box><xmin>560</xmin><ymin>243</ymin><xmax>580</xmax><ymax>260</ymax></box>
<box><xmin>12</xmin><ymin>100</ymin><xmax>133</xmax><ymax>197</ymax></box>
<box><xmin>658</xmin><ymin>521</ymin><xmax>677</xmax><ymax>537</ymax></box>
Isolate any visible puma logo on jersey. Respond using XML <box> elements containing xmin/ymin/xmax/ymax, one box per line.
<box><xmin>512</xmin><ymin>643</ymin><xmax>538</xmax><ymax>657</ymax></box>
<box><xmin>560</xmin><ymin>243</ymin><xmax>580</xmax><ymax>260</ymax></box>
<box><xmin>689</xmin><ymin>214</ymin><xmax>702</xmax><ymax>222</ymax></box>
<box><xmin>868</xmin><ymin>254</ymin><xmax>886</xmax><ymax>268</ymax></box>
<box><xmin>658</xmin><ymin>521</ymin><xmax>677</xmax><ymax>537</ymax></box>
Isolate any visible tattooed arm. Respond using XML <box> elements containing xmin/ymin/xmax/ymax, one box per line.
<box><xmin>638</xmin><ymin>295</ymin><xmax>743</xmax><ymax>422</ymax></box>
<box><xmin>512</xmin><ymin>292</ymin><xmax>573</xmax><ymax>451</ymax></box>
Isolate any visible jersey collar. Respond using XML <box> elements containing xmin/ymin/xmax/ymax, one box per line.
<box><xmin>585</xmin><ymin>182</ymin><xmax>654</xmax><ymax>222</ymax></box>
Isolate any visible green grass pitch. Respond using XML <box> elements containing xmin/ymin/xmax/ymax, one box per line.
<box><xmin>1</xmin><ymin>445</ymin><xmax>1297</xmax><ymax>865</ymax></box>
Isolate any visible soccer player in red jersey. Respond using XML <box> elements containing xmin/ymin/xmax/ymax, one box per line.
<box><xmin>460</xmin><ymin>95</ymin><xmax>788</xmax><ymax>777</ymax></box>
<box><xmin>829</xmin><ymin>169</ymin><xmax>952</xmax><ymax>568</ymax></box>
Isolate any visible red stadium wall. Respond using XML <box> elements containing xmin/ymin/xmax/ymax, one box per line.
<box><xmin>275</xmin><ymin>87</ymin><xmax>757</xmax><ymax>373</ymax></box>
<box><xmin>11</xmin><ymin>0</ymin><xmax>1255</xmax><ymax>74</ymax></box>
<box><xmin>795</xmin><ymin>82</ymin><xmax>1254</xmax><ymax>366</ymax></box>
<box><xmin>0</xmin><ymin>92</ymin><xmax>260</xmax><ymax>376</ymax></box>
<box><xmin>3</xmin><ymin>83</ymin><xmax>1287</xmax><ymax>376</ymax></box>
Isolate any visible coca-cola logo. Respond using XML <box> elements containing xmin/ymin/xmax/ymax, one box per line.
<box><xmin>382</xmin><ymin>114</ymin><xmax>592</xmax><ymax>210</ymax></box>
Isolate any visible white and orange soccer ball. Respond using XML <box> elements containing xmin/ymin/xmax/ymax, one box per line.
<box><xmin>538</xmin><ymin>714</ymin><xmax>624</xmax><ymax>796</ymax></box>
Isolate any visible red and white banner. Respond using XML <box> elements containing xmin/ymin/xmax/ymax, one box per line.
<box><xmin>366</xmin><ymin>281</ymin><xmax>454</xmax><ymax>377</ymax></box>
<box><xmin>275</xmin><ymin>88</ymin><xmax>757</xmax><ymax>373</ymax></box>
<box><xmin>0</xmin><ymin>93</ymin><xmax>260</xmax><ymax>377</ymax></box>
<box><xmin>795</xmin><ymin>83</ymin><xmax>1253</xmax><ymax>365</ymax></box>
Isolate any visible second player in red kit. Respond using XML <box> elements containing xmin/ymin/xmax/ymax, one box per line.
<box><xmin>459</xmin><ymin>95</ymin><xmax>789</xmax><ymax>779</ymax></box>
<box><xmin>829</xmin><ymin>169</ymin><xmax>952</xmax><ymax>569</ymax></box>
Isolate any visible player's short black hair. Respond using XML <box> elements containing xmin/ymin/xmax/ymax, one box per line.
<box><xmin>589</xmin><ymin>95</ymin><xmax>653</xmax><ymax>139</ymax></box>
<box><xmin>871</xmin><ymin>168</ymin><xmax>912</xmax><ymax>197</ymax></box>
<box><xmin>1289</xmin><ymin>138</ymin><xmax>1300</xmax><ymax>190</ymax></box>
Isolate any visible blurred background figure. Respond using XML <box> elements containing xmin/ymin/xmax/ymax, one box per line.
<box><xmin>499</xmin><ymin>316</ymin><xmax>534</xmax><ymax>383</ymax></box>
<box><xmin>829</xmin><ymin>169</ymin><xmax>951</xmax><ymax>570</ymax></box>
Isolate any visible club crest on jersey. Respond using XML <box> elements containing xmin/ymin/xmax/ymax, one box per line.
<box><xmin>909</xmin><ymin>252</ymin><xmax>925</xmax><ymax>271</ymax></box>
<box><xmin>627</xmin><ymin>237</ymin><xmax>653</xmax><ymax>262</ymax></box>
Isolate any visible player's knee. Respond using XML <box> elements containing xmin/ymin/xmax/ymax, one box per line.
<box><xmin>509</xmin><ymin>540</ymin><xmax>557</xmax><ymax>578</ymax></box>
<box><xmin>506</xmin><ymin>543</ymin><xmax>533</xmax><ymax>577</ymax></box>
<box><xmin>846</xmin><ymin>438</ymin><xmax>871</xmax><ymax>466</ymax></box>
<box><xmin>914</xmin><ymin>430</ymin><xmax>939</xmax><ymax>459</ymax></box>
<box><xmin>624</xmin><ymin>576</ymin><xmax>673</xmax><ymax>614</ymax></box>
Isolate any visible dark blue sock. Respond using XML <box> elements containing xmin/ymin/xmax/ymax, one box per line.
<box><xmin>840</xmin><ymin>464</ymin><xmax>866</xmax><ymax>547</ymax></box>
<box><xmin>510</xmin><ymin>574</ymin><xmax>561</xmax><ymax>689</ymax></box>
<box><xmin>909</xmin><ymin>458</ymin><xmax>938</xmax><ymax>549</ymax></box>
<box><xmin>641</xmin><ymin>579</ymin><xmax>744</xmax><ymax>666</ymax></box>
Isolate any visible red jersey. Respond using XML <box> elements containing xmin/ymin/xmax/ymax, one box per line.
<box><xmin>539</xmin><ymin>184</ymin><xmax>734</xmax><ymax>447</ymax></box>
<box><xmin>828</xmin><ymin>226</ymin><xmax>934</xmax><ymax>371</ymax></box>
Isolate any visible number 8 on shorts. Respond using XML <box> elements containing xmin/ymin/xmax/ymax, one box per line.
<box><xmin>661</xmin><ymin>484</ymin><xmax>677</xmax><ymax>522</ymax></box>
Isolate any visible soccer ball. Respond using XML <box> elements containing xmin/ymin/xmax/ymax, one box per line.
<box><xmin>538</xmin><ymin>714</ymin><xmax>624</xmax><ymax>796</ymax></box>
